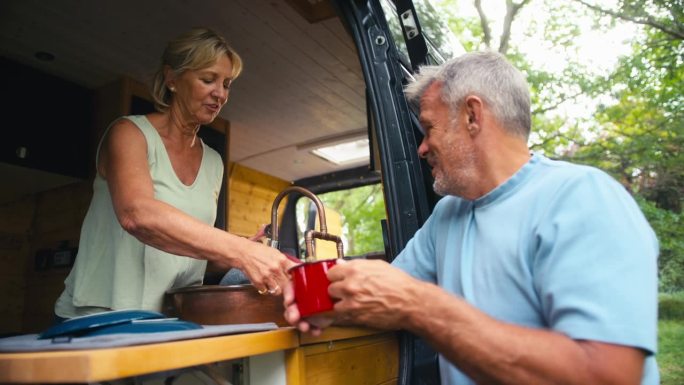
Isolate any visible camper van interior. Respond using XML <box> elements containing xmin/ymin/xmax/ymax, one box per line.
<box><xmin>0</xmin><ymin>0</ymin><xmax>463</xmax><ymax>383</ymax></box>
<box><xmin>1</xmin><ymin>0</ymin><xmax>382</xmax><ymax>331</ymax></box>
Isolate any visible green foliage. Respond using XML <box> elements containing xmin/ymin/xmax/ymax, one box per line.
<box><xmin>443</xmin><ymin>14</ymin><xmax>483</xmax><ymax>52</ymax></box>
<box><xmin>639</xmin><ymin>197</ymin><xmax>684</xmax><ymax>292</ymax></box>
<box><xmin>433</xmin><ymin>0</ymin><xmax>684</xmax><ymax>291</ymax></box>
<box><xmin>659</xmin><ymin>319</ymin><xmax>684</xmax><ymax>385</ymax></box>
<box><xmin>317</xmin><ymin>184</ymin><xmax>386</xmax><ymax>256</ymax></box>
<box><xmin>659</xmin><ymin>292</ymin><xmax>684</xmax><ymax>320</ymax></box>
<box><xmin>539</xmin><ymin>1</ymin><xmax>585</xmax><ymax>49</ymax></box>
<box><xmin>433</xmin><ymin>0</ymin><xmax>483</xmax><ymax>52</ymax></box>
<box><xmin>390</xmin><ymin>0</ymin><xmax>684</xmax><ymax>291</ymax></box>
<box><xmin>584</xmin><ymin>0</ymin><xmax>684</xmax><ymax>41</ymax></box>
<box><xmin>577</xmin><ymin>17</ymin><xmax>684</xmax><ymax>211</ymax></box>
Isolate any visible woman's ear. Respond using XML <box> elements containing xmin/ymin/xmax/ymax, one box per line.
<box><xmin>163</xmin><ymin>65</ymin><xmax>176</xmax><ymax>91</ymax></box>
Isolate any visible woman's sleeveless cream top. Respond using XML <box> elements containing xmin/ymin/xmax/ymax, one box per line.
<box><xmin>55</xmin><ymin>115</ymin><xmax>224</xmax><ymax>317</ymax></box>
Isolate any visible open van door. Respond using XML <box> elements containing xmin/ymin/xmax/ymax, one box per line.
<box><xmin>330</xmin><ymin>0</ymin><xmax>456</xmax><ymax>384</ymax></box>
<box><xmin>332</xmin><ymin>0</ymin><xmax>431</xmax><ymax>263</ymax></box>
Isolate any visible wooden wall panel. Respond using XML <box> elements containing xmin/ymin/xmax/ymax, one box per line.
<box><xmin>21</xmin><ymin>181</ymin><xmax>92</xmax><ymax>333</ymax></box>
<box><xmin>228</xmin><ymin>163</ymin><xmax>290</xmax><ymax>237</ymax></box>
<box><xmin>0</xmin><ymin>197</ymin><xmax>36</xmax><ymax>335</ymax></box>
<box><xmin>313</xmin><ymin>207</ymin><xmax>343</xmax><ymax>260</ymax></box>
<box><xmin>22</xmin><ymin>274</ymin><xmax>74</xmax><ymax>333</ymax></box>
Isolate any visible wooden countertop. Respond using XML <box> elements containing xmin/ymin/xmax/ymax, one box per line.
<box><xmin>0</xmin><ymin>326</ymin><xmax>385</xmax><ymax>383</ymax></box>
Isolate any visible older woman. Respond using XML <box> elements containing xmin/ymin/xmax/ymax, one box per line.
<box><xmin>54</xmin><ymin>28</ymin><xmax>295</xmax><ymax>320</ymax></box>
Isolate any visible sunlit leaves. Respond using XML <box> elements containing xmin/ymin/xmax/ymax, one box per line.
<box><xmin>318</xmin><ymin>184</ymin><xmax>387</xmax><ymax>256</ymax></box>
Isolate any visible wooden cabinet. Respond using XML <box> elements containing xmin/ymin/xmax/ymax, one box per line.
<box><xmin>288</xmin><ymin>328</ymin><xmax>399</xmax><ymax>385</ymax></box>
<box><xmin>0</xmin><ymin>57</ymin><xmax>93</xmax><ymax>179</ymax></box>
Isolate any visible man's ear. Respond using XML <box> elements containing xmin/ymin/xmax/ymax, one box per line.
<box><xmin>464</xmin><ymin>95</ymin><xmax>484</xmax><ymax>135</ymax></box>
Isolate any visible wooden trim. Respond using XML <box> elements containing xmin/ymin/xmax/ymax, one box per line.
<box><xmin>299</xmin><ymin>326</ymin><xmax>386</xmax><ymax>345</ymax></box>
<box><xmin>301</xmin><ymin>332</ymin><xmax>395</xmax><ymax>355</ymax></box>
<box><xmin>0</xmin><ymin>328</ymin><xmax>298</xmax><ymax>383</ymax></box>
<box><xmin>285</xmin><ymin>347</ymin><xmax>306</xmax><ymax>385</ymax></box>
<box><xmin>224</xmin><ymin>121</ymin><xmax>231</xmax><ymax>231</ymax></box>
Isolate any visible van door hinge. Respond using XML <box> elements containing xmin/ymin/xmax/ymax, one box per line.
<box><xmin>400</xmin><ymin>9</ymin><xmax>419</xmax><ymax>40</ymax></box>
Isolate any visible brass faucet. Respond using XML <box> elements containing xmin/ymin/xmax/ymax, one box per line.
<box><xmin>268</xmin><ymin>186</ymin><xmax>344</xmax><ymax>262</ymax></box>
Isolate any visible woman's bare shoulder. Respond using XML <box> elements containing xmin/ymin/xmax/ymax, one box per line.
<box><xmin>106</xmin><ymin>117</ymin><xmax>145</xmax><ymax>144</ymax></box>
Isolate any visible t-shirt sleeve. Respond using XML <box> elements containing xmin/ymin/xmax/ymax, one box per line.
<box><xmin>391</xmin><ymin>198</ymin><xmax>453</xmax><ymax>283</ymax></box>
<box><xmin>533</xmin><ymin>168</ymin><xmax>659</xmax><ymax>353</ymax></box>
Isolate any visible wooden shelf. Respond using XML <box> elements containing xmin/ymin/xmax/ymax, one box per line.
<box><xmin>0</xmin><ymin>328</ymin><xmax>297</xmax><ymax>383</ymax></box>
<box><xmin>0</xmin><ymin>326</ymin><xmax>397</xmax><ymax>384</ymax></box>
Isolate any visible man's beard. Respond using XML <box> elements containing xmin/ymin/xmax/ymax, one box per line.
<box><xmin>431</xmin><ymin>138</ymin><xmax>477</xmax><ymax>198</ymax></box>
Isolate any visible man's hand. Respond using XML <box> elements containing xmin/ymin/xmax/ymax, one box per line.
<box><xmin>327</xmin><ymin>259</ymin><xmax>420</xmax><ymax>330</ymax></box>
<box><xmin>283</xmin><ymin>280</ymin><xmax>335</xmax><ymax>336</ymax></box>
<box><xmin>284</xmin><ymin>259</ymin><xmax>420</xmax><ymax>333</ymax></box>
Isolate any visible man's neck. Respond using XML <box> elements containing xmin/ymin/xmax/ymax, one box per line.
<box><xmin>471</xmin><ymin>130</ymin><xmax>531</xmax><ymax>199</ymax></box>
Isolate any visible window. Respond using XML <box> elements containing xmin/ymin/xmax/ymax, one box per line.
<box><xmin>380</xmin><ymin>0</ymin><xmax>465</xmax><ymax>68</ymax></box>
<box><xmin>380</xmin><ymin>0</ymin><xmax>411</xmax><ymax>66</ymax></box>
<box><xmin>295</xmin><ymin>183</ymin><xmax>386</xmax><ymax>260</ymax></box>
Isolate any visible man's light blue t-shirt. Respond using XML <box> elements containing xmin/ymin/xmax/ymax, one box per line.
<box><xmin>392</xmin><ymin>153</ymin><xmax>659</xmax><ymax>385</ymax></box>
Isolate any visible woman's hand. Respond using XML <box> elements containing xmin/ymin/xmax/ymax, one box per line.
<box><xmin>233</xmin><ymin>238</ymin><xmax>297</xmax><ymax>296</ymax></box>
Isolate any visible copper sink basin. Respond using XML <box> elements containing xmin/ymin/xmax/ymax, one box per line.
<box><xmin>163</xmin><ymin>284</ymin><xmax>287</xmax><ymax>326</ymax></box>
<box><xmin>164</xmin><ymin>186</ymin><xmax>340</xmax><ymax>329</ymax></box>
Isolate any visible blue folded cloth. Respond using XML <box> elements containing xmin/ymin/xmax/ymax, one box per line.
<box><xmin>220</xmin><ymin>268</ymin><xmax>250</xmax><ymax>285</ymax></box>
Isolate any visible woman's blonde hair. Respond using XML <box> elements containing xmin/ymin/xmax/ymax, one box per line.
<box><xmin>151</xmin><ymin>27</ymin><xmax>243</xmax><ymax>112</ymax></box>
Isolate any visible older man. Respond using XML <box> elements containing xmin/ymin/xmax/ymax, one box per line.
<box><xmin>284</xmin><ymin>51</ymin><xmax>658</xmax><ymax>385</ymax></box>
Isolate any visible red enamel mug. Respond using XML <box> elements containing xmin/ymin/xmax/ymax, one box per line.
<box><xmin>289</xmin><ymin>258</ymin><xmax>340</xmax><ymax>317</ymax></box>
<box><xmin>267</xmin><ymin>186</ymin><xmax>345</xmax><ymax>318</ymax></box>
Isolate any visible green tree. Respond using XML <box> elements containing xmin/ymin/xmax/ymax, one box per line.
<box><xmin>638</xmin><ymin>196</ymin><xmax>684</xmax><ymax>293</ymax></box>
<box><xmin>573</xmin><ymin>0</ymin><xmax>684</xmax><ymax>41</ymax></box>
<box><xmin>434</xmin><ymin>0</ymin><xmax>683</xmax><ymax>289</ymax></box>
<box><xmin>569</xmin><ymin>0</ymin><xmax>684</xmax><ymax>212</ymax></box>
<box><xmin>316</xmin><ymin>184</ymin><xmax>386</xmax><ymax>256</ymax></box>
<box><xmin>435</xmin><ymin>0</ymin><xmax>605</xmax><ymax>155</ymax></box>
<box><xmin>570</xmin><ymin>0</ymin><xmax>684</xmax><ymax>290</ymax></box>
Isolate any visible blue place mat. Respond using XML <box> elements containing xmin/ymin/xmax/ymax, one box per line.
<box><xmin>0</xmin><ymin>323</ymin><xmax>278</xmax><ymax>352</ymax></box>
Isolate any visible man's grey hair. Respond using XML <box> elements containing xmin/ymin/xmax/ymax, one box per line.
<box><xmin>405</xmin><ymin>51</ymin><xmax>531</xmax><ymax>139</ymax></box>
